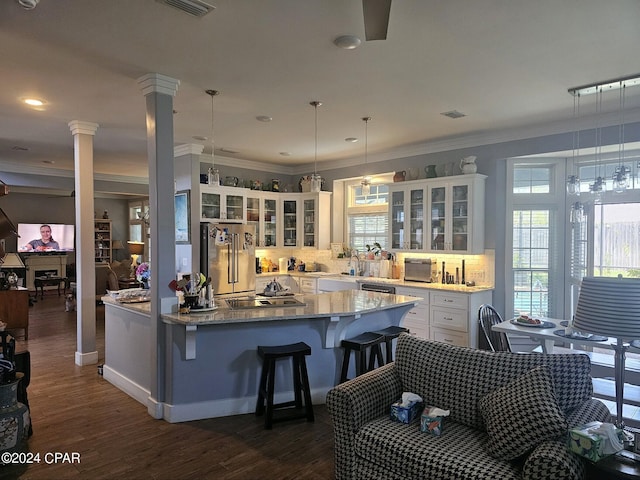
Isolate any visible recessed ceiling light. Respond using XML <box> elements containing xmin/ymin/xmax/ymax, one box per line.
<box><xmin>440</xmin><ymin>110</ymin><xmax>467</xmax><ymax>119</ymax></box>
<box><xmin>23</xmin><ymin>98</ymin><xmax>45</xmax><ymax>106</ymax></box>
<box><xmin>280</xmin><ymin>152</ymin><xmax>292</xmax><ymax>156</ymax></box>
<box><xmin>193</xmin><ymin>135</ymin><xmax>208</xmax><ymax>141</ymax></box>
<box><xmin>334</xmin><ymin>35</ymin><xmax>361</xmax><ymax>50</ymax></box>
<box><xmin>256</xmin><ymin>115</ymin><xmax>272</xmax><ymax>122</ymax></box>
<box><xmin>345</xmin><ymin>137</ymin><xmax>358</xmax><ymax>143</ymax></box>
<box><xmin>219</xmin><ymin>148</ymin><xmax>239</xmax><ymax>154</ymax></box>
<box><xmin>42</xmin><ymin>160</ymin><xmax>55</xmax><ymax>164</ymax></box>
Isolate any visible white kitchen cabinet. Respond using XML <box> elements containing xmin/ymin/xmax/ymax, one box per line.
<box><xmin>247</xmin><ymin>192</ymin><xmax>279</xmax><ymax>248</ymax></box>
<box><xmin>396</xmin><ymin>286</ymin><xmax>429</xmax><ymax>339</ymax></box>
<box><xmin>200</xmin><ymin>185</ymin><xmax>246</xmax><ymax>223</ymax></box>
<box><xmin>388</xmin><ymin>174</ymin><xmax>485</xmax><ymax>254</ymax></box>
<box><xmin>429</xmin><ymin>289</ymin><xmax>492</xmax><ymax>347</ymax></box>
<box><xmin>388</xmin><ymin>185</ymin><xmax>426</xmax><ymax>251</ymax></box>
<box><xmin>301</xmin><ymin>192</ymin><xmax>331</xmax><ymax>249</ymax></box>
<box><xmin>317</xmin><ymin>277</ymin><xmax>358</xmax><ymax>292</ymax></box>
<box><xmin>298</xmin><ymin>277</ymin><xmax>318</xmax><ymax>294</ymax></box>
<box><xmin>427</xmin><ymin>175</ymin><xmax>485</xmax><ymax>254</ymax></box>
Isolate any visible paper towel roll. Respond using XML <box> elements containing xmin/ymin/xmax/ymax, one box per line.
<box><xmin>279</xmin><ymin>257</ymin><xmax>287</xmax><ymax>273</ymax></box>
<box><xmin>380</xmin><ymin>260</ymin><xmax>390</xmax><ymax>278</ymax></box>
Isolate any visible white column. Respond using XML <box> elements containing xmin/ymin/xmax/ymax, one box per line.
<box><xmin>137</xmin><ymin>73</ymin><xmax>180</xmax><ymax>419</ymax></box>
<box><xmin>68</xmin><ymin>120</ymin><xmax>99</xmax><ymax>366</ymax></box>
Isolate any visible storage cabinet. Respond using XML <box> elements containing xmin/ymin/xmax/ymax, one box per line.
<box><xmin>396</xmin><ymin>286</ymin><xmax>429</xmax><ymax>339</ymax></box>
<box><xmin>389</xmin><ymin>174</ymin><xmax>486</xmax><ymax>254</ymax></box>
<box><xmin>247</xmin><ymin>193</ymin><xmax>279</xmax><ymax>248</ymax></box>
<box><xmin>301</xmin><ymin>192</ymin><xmax>331</xmax><ymax>249</ymax></box>
<box><xmin>281</xmin><ymin>197</ymin><xmax>299</xmax><ymax>247</ymax></box>
<box><xmin>429</xmin><ymin>289</ymin><xmax>492</xmax><ymax>348</ymax></box>
<box><xmin>94</xmin><ymin>219</ymin><xmax>112</xmax><ymax>263</ymax></box>
<box><xmin>200</xmin><ymin>185</ymin><xmax>246</xmax><ymax>223</ymax></box>
<box><xmin>0</xmin><ymin>288</ymin><xmax>29</xmax><ymax>340</ymax></box>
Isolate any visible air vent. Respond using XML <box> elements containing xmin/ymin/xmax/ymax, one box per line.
<box><xmin>440</xmin><ymin>110</ymin><xmax>467</xmax><ymax>119</ymax></box>
<box><xmin>157</xmin><ymin>0</ymin><xmax>215</xmax><ymax>17</ymax></box>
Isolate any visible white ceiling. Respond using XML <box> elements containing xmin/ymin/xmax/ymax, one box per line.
<box><xmin>1</xmin><ymin>0</ymin><xmax>640</xmax><ymax>180</ymax></box>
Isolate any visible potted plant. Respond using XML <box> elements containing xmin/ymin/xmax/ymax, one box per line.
<box><xmin>365</xmin><ymin>242</ymin><xmax>382</xmax><ymax>260</ymax></box>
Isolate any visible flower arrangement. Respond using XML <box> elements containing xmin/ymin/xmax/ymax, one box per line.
<box><xmin>136</xmin><ymin>262</ymin><xmax>150</xmax><ymax>283</ymax></box>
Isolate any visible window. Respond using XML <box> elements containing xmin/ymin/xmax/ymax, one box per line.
<box><xmin>506</xmin><ymin>161</ymin><xmax>565</xmax><ymax>319</ymax></box>
<box><xmin>128</xmin><ymin>199</ymin><xmax>150</xmax><ymax>261</ymax></box>
<box><xmin>346</xmin><ymin>179</ymin><xmax>390</xmax><ymax>253</ymax></box>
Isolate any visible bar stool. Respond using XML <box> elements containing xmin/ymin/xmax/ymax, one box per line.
<box><xmin>371</xmin><ymin>326</ymin><xmax>410</xmax><ymax>364</ymax></box>
<box><xmin>339</xmin><ymin>332</ymin><xmax>385</xmax><ymax>383</ymax></box>
<box><xmin>255</xmin><ymin>342</ymin><xmax>314</xmax><ymax>430</ymax></box>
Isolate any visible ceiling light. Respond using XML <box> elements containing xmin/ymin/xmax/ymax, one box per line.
<box><xmin>205</xmin><ymin>89</ymin><xmax>220</xmax><ymax>186</ymax></box>
<box><xmin>23</xmin><ymin>98</ymin><xmax>44</xmax><ymax>106</ymax></box>
<box><xmin>279</xmin><ymin>152</ymin><xmax>292</xmax><ymax>156</ymax></box>
<box><xmin>18</xmin><ymin>0</ymin><xmax>39</xmax><ymax>10</ymax></box>
<box><xmin>345</xmin><ymin>137</ymin><xmax>358</xmax><ymax>143</ymax></box>
<box><xmin>333</xmin><ymin>35</ymin><xmax>361</xmax><ymax>50</ymax></box>
<box><xmin>192</xmin><ymin>135</ymin><xmax>207</xmax><ymax>141</ymax></box>
<box><xmin>309</xmin><ymin>101</ymin><xmax>323</xmax><ymax>192</ymax></box>
<box><xmin>156</xmin><ymin>0</ymin><xmax>216</xmax><ymax>18</ymax></box>
<box><xmin>361</xmin><ymin>117</ymin><xmax>372</xmax><ymax>196</ymax></box>
<box><xmin>42</xmin><ymin>160</ymin><xmax>55</xmax><ymax>164</ymax></box>
<box><xmin>256</xmin><ymin>115</ymin><xmax>272</xmax><ymax>122</ymax></box>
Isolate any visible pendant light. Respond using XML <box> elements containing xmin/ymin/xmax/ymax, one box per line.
<box><xmin>566</xmin><ymin>93</ymin><xmax>581</xmax><ymax>195</ymax></box>
<box><xmin>590</xmin><ymin>86</ymin><xmax>605</xmax><ymax>202</ymax></box>
<box><xmin>360</xmin><ymin>116</ymin><xmax>372</xmax><ymax>196</ymax></box>
<box><xmin>612</xmin><ymin>82</ymin><xmax>630</xmax><ymax>193</ymax></box>
<box><xmin>309</xmin><ymin>101</ymin><xmax>322</xmax><ymax>192</ymax></box>
<box><xmin>206</xmin><ymin>89</ymin><xmax>220</xmax><ymax>186</ymax></box>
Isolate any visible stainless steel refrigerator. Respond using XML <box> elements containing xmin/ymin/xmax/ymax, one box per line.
<box><xmin>200</xmin><ymin>222</ymin><xmax>256</xmax><ymax>296</ymax></box>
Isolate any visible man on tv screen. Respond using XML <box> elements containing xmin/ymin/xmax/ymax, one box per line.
<box><xmin>20</xmin><ymin>224</ymin><xmax>60</xmax><ymax>252</ymax></box>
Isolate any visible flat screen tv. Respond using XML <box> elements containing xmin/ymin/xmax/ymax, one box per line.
<box><xmin>17</xmin><ymin>223</ymin><xmax>75</xmax><ymax>253</ymax></box>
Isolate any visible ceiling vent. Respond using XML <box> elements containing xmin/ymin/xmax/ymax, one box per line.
<box><xmin>157</xmin><ymin>0</ymin><xmax>215</xmax><ymax>17</ymax></box>
<box><xmin>440</xmin><ymin>110</ymin><xmax>467</xmax><ymax>119</ymax></box>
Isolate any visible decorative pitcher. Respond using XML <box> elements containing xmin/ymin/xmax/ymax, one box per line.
<box><xmin>393</xmin><ymin>171</ymin><xmax>406</xmax><ymax>182</ymax></box>
<box><xmin>425</xmin><ymin>165</ymin><xmax>437</xmax><ymax>178</ymax></box>
<box><xmin>460</xmin><ymin>156</ymin><xmax>478</xmax><ymax>174</ymax></box>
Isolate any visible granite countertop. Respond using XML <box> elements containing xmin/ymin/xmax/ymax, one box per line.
<box><xmin>160</xmin><ymin>290</ymin><xmax>421</xmax><ymax>326</ymax></box>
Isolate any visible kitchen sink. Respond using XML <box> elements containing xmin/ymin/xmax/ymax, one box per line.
<box><xmin>226</xmin><ymin>297</ymin><xmax>306</xmax><ymax>310</ymax></box>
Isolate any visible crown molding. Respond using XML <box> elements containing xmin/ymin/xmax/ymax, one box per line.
<box><xmin>137</xmin><ymin>73</ymin><xmax>181</xmax><ymax>97</ymax></box>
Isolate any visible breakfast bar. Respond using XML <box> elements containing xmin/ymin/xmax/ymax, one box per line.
<box><xmin>102</xmin><ymin>290</ymin><xmax>420</xmax><ymax>422</ymax></box>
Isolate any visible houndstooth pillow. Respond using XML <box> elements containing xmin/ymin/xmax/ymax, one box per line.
<box><xmin>479</xmin><ymin>365</ymin><xmax>567</xmax><ymax>461</ymax></box>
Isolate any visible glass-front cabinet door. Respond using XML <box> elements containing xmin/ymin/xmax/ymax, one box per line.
<box><xmin>282</xmin><ymin>198</ymin><xmax>298</xmax><ymax>247</ymax></box>
<box><xmin>201</xmin><ymin>189</ymin><xmax>221</xmax><ymax>221</ymax></box>
<box><xmin>246</xmin><ymin>195</ymin><xmax>260</xmax><ymax>241</ymax></box>
<box><xmin>390</xmin><ymin>190</ymin><xmax>405</xmax><ymax>249</ymax></box>
<box><xmin>409</xmin><ymin>188</ymin><xmax>425</xmax><ymax>250</ymax></box>
<box><xmin>430</xmin><ymin>186</ymin><xmax>446</xmax><ymax>250</ymax></box>
<box><xmin>225</xmin><ymin>193</ymin><xmax>245</xmax><ymax>221</ymax></box>
<box><xmin>451</xmin><ymin>185</ymin><xmax>469</xmax><ymax>251</ymax></box>
<box><xmin>303</xmin><ymin>198</ymin><xmax>316</xmax><ymax>247</ymax></box>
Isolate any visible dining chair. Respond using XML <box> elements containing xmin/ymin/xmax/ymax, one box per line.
<box><xmin>478</xmin><ymin>304</ymin><xmax>512</xmax><ymax>352</ymax></box>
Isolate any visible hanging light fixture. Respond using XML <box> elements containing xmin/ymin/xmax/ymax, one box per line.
<box><xmin>568</xmin><ymin>73</ymin><xmax>640</xmax><ymax>199</ymax></box>
<box><xmin>206</xmin><ymin>89</ymin><xmax>220</xmax><ymax>186</ymax></box>
<box><xmin>566</xmin><ymin>92</ymin><xmax>581</xmax><ymax>195</ymax></box>
<box><xmin>612</xmin><ymin>82</ymin><xmax>630</xmax><ymax>193</ymax></box>
<box><xmin>309</xmin><ymin>101</ymin><xmax>323</xmax><ymax>192</ymax></box>
<box><xmin>360</xmin><ymin>116</ymin><xmax>372</xmax><ymax>196</ymax></box>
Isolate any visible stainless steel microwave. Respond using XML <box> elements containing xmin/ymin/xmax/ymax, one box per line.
<box><xmin>404</xmin><ymin>258</ymin><xmax>434</xmax><ymax>283</ymax></box>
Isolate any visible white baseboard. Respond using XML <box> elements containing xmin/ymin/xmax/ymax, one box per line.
<box><xmin>75</xmin><ymin>350</ymin><xmax>98</xmax><ymax>366</ymax></box>
<box><xmin>103</xmin><ymin>365</ymin><xmax>152</xmax><ymax>407</ymax></box>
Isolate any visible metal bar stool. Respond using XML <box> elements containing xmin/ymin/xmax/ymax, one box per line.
<box><xmin>255</xmin><ymin>341</ymin><xmax>314</xmax><ymax>430</ymax></box>
<box><xmin>339</xmin><ymin>332</ymin><xmax>385</xmax><ymax>383</ymax></box>
<box><xmin>370</xmin><ymin>326</ymin><xmax>410</xmax><ymax>364</ymax></box>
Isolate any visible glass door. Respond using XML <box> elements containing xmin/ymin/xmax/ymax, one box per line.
<box><xmin>451</xmin><ymin>185</ymin><xmax>469</xmax><ymax>251</ymax></box>
<box><xmin>303</xmin><ymin>198</ymin><xmax>316</xmax><ymax>247</ymax></box>
<box><xmin>225</xmin><ymin>193</ymin><xmax>244</xmax><ymax>221</ymax></box>
<box><xmin>409</xmin><ymin>188</ymin><xmax>424</xmax><ymax>250</ymax></box>
<box><xmin>430</xmin><ymin>186</ymin><xmax>446</xmax><ymax>250</ymax></box>
<box><xmin>201</xmin><ymin>191</ymin><xmax>221</xmax><ymax>220</ymax></box>
<box><xmin>263</xmin><ymin>198</ymin><xmax>277</xmax><ymax>247</ymax></box>
<box><xmin>283</xmin><ymin>199</ymin><xmax>297</xmax><ymax>247</ymax></box>
<box><xmin>247</xmin><ymin>196</ymin><xmax>260</xmax><ymax>242</ymax></box>
<box><xmin>390</xmin><ymin>190</ymin><xmax>405</xmax><ymax>249</ymax></box>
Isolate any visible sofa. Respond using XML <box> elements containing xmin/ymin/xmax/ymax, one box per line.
<box><xmin>326</xmin><ymin>334</ymin><xmax>611</xmax><ymax>480</ymax></box>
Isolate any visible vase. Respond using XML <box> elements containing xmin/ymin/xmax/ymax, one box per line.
<box><xmin>425</xmin><ymin>165</ymin><xmax>437</xmax><ymax>178</ymax></box>
<box><xmin>0</xmin><ymin>375</ymin><xmax>30</xmax><ymax>457</ymax></box>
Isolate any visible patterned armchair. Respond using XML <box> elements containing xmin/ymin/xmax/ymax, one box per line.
<box><xmin>326</xmin><ymin>334</ymin><xmax>610</xmax><ymax>480</ymax></box>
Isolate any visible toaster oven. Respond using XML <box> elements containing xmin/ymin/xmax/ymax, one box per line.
<box><xmin>404</xmin><ymin>258</ymin><xmax>434</xmax><ymax>283</ymax></box>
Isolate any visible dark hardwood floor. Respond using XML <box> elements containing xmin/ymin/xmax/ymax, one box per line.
<box><xmin>2</xmin><ymin>293</ymin><xmax>335</xmax><ymax>479</ymax></box>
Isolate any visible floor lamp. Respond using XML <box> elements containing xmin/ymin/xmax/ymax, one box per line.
<box><xmin>572</xmin><ymin>276</ymin><xmax>640</xmax><ymax>429</ymax></box>
<box><xmin>127</xmin><ymin>241</ymin><xmax>144</xmax><ymax>278</ymax></box>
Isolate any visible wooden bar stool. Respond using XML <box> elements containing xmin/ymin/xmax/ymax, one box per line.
<box><xmin>255</xmin><ymin>341</ymin><xmax>314</xmax><ymax>430</ymax></box>
<box><xmin>339</xmin><ymin>332</ymin><xmax>385</xmax><ymax>383</ymax></box>
<box><xmin>370</xmin><ymin>326</ymin><xmax>410</xmax><ymax>364</ymax></box>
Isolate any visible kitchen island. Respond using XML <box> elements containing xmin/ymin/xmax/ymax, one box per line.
<box><xmin>103</xmin><ymin>290</ymin><xmax>419</xmax><ymax>422</ymax></box>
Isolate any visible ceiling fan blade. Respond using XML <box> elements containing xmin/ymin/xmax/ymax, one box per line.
<box><xmin>363</xmin><ymin>0</ymin><xmax>391</xmax><ymax>41</ymax></box>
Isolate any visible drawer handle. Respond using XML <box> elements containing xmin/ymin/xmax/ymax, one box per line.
<box><xmin>444</xmin><ymin>299</ymin><xmax>453</xmax><ymax>303</ymax></box>
<box><xmin>443</xmin><ymin>317</ymin><xmax>453</xmax><ymax>321</ymax></box>
<box><xmin>444</xmin><ymin>338</ymin><xmax>453</xmax><ymax>343</ymax></box>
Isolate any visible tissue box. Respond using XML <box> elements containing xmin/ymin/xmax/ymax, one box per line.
<box><xmin>390</xmin><ymin>400</ymin><xmax>423</xmax><ymax>424</ymax></box>
<box><xmin>420</xmin><ymin>407</ymin><xmax>444</xmax><ymax>436</ymax></box>
<box><xmin>567</xmin><ymin>421</ymin><xmax>624</xmax><ymax>462</ymax></box>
